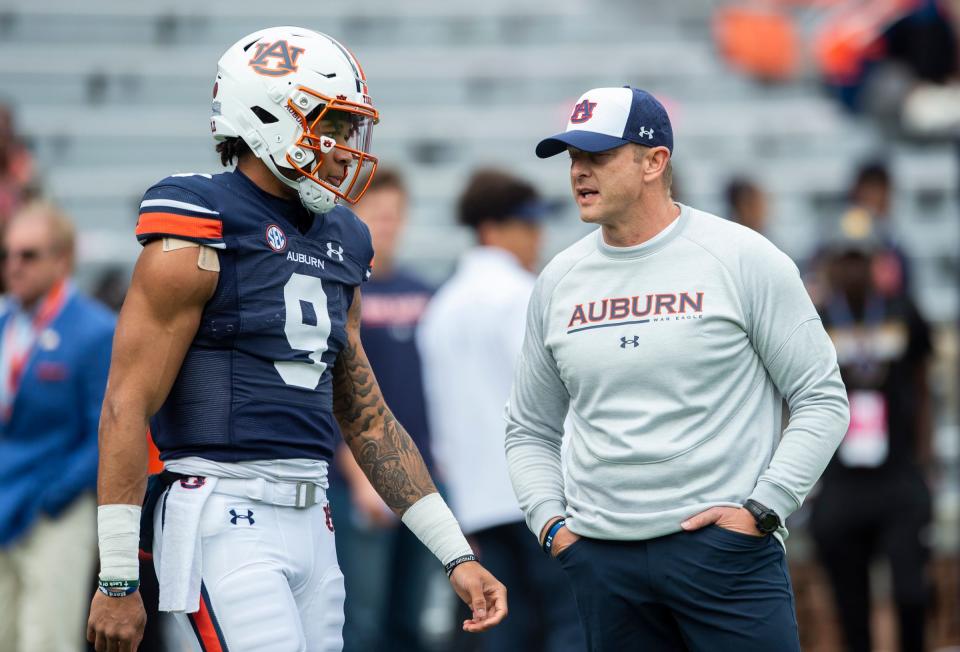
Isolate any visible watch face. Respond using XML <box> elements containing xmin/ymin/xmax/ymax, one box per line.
<box><xmin>759</xmin><ymin>513</ymin><xmax>779</xmax><ymax>532</ymax></box>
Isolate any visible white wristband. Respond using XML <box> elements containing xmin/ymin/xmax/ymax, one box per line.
<box><xmin>400</xmin><ymin>493</ymin><xmax>473</xmax><ymax>566</ymax></box>
<box><xmin>97</xmin><ymin>504</ymin><xmax>141</xmax><ymax>581</ymax></box>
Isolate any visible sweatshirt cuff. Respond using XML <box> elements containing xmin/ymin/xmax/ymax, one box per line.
<box><xmin>527</xmin><ymin>499</ymin><xmax>567</xmax><ymax>542</ymax></box>
<box><xmin>748</xmin><ymin>480</ymin><xmax>801</xmax><ymax>522</ymax></box>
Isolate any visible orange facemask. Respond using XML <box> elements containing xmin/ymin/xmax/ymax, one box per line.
<box><xmin>284</xmin><ymin>86</ymin><xmax>380</xmax><ymax>205</ymax></box>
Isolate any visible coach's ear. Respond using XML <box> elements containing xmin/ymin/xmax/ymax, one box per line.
<box><xmin>636</xmin><ymin>145</ymin><xmax>671</xmax><ymax>186</ymax></box>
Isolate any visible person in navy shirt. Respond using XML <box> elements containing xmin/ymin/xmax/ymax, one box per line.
<box><xmin>0</xmin><ymin>202</ymin><xmax>114</xmax><ymax>651</ymax></box>
<box><xmin>327</xmin><ymin>169</ymin><xmax>438</xmax><ymax>652</ymax></box>
<box><xmin>86</xmin><ymin>27</ymin><xmax>505</xmax><ymax>652</ymax></box>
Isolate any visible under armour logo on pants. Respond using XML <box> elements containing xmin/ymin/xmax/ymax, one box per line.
<box><xmin>229</xmin><ymin>509</ymin><xmax>255</xmax><ymax>525</ymax></box>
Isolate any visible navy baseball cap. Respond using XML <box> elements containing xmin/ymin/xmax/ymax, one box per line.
<box><xmin>536</xmin><ymin>86</ymin><xmax>673</xmax><ymax>158</ymax></box>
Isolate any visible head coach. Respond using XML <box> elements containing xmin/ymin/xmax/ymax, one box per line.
<box><xmin>504</xmin><ymin>86</ymin><xmax>850</xmax><ymax>651</ymax></box>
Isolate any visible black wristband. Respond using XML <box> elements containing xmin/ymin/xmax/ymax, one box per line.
<box><xmin>444</xmin><ymin>554</ymin><xmax>477</xmax><ymax>577</ymax></box>
<box><xmin>97</xmin><ymin>578</ymin><xmax>140</xmax><ymax>598</ymax></box>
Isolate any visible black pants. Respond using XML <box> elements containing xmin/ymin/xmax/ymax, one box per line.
<box><xmin>558</xmin><ymin>528</ymin><xmax>800</xmax><ymax>651</ymax></box>
<box><xmin>810</xmin><ymin>468</ymin><xmax>932</xmax><ymax>652</ymax></box>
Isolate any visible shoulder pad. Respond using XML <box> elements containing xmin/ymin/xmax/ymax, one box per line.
<box><xmin>135</xmin><ymin>173</ymin><xmax>225</xmax><ymax>249</ymax></box>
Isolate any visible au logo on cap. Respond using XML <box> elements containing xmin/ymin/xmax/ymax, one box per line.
<box><xmin>570</xmin><ymin>99</ymin><xmax>597</xmax><ymax>124</ymax></box>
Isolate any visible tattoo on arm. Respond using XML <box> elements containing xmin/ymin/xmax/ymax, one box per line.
<box><xmin>333</xmin><ymin>289</ymin><xmax>436</xmax><ymax>513</ymax></box>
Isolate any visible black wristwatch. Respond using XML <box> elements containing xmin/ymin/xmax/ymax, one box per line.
<box><xmin>743</xmin><ymin>499</ymin><xmax>781</xmax><ymax>534</ymax></box>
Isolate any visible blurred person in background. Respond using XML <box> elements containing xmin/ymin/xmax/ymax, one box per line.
<box><xmin>0</xmin><ymin>104</ymin><xmax>38</xmax><ymax>297</ymax></box>
<box><xmin>807</xmin><ymin>160</ymin><xmax>911</xmax><ymax>305</ymax></box>
<box><xmin>810</xmin><ymin>236</ymin><xmax>933</xmax><ymax>652</ymax></box>
<box><xmin>328</xmin><ymin>168</ymin><xmax>439</xmax><ymax>652</ymax></box>
<box><xmin>419</xmin><ymin>169</ymin><xmax>584</xmax><ymax>652</ymax></box>
<box><xmin>816</xmin><ymin>0</ymin><xmax>960</xmax><ymax>137</ymax></box>
<box><xmin>0</xmin><ymin>201</ymin><xmax>115</xmax><ymax>651</ymax></box>
<box><xmin>725</xmin><ymin>176</ymin><xmax>768</xmax><ymax>235</ymax></box>
<box><xmin>842</xmin><ymin>160</ymin><xmax>911</xmax><ymax>296</ymax></box>
<box><xmin>0</xmin><ymin>105</ymin><xmax>36</xmax><ymax>226</ymax></box>
<box><xmin>91</xmin><ymin>267</ymin><xmax>131</xmax><ymax>314</ymax></box>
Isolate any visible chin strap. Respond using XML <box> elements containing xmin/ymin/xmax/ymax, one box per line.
<box><xmin>297</xmin><ymin>177</ymin><xmax>337</xmax><ymax>214</ymax></box>
<box><xmin>296</xmin><ymin>135</ymin><xmax>339</xmax><ymax>214</ymax></box>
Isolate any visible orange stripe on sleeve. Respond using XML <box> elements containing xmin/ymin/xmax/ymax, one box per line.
<box><xmin>136</xmin><ymin>212</ymin><xmax>223</xmax><ymax>240</ymax></box>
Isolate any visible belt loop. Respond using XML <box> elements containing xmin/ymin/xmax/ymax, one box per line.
<box><xmin>246</xmin><ymin>477</ymin><xmax>266</xmax><ymax>502</ymax></box>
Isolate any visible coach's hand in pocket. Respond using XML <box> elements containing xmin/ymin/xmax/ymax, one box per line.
<box><xmin>680</xmin><ymin>505</ymin><xmax>764</xmax><ymax>537</ymax></box>
<box><xmin>87</xmin><ymin>589</ymin><xmax>146</xmax><ymax>652</ymax></box>
<box><xmin>550</xmin><ymin>524</ymin><xmax>582</xmax><ymax>558</ymax></box>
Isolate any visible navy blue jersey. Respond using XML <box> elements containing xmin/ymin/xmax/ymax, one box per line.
<box><xmin>135</xmin><ymin>170</ymin><xmax>373</xmax><ymax>463</ymax></box>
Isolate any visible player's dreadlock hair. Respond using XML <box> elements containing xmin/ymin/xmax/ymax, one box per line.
<box><xmin>215</xmin><ymin>137</ymin><xmax>252</xmax><ymax>167</ymax></box>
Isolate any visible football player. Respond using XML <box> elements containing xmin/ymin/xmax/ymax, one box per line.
<box><xmin>86</xmin><ymin>27</ymin><xmax>507</xmax><ymax>652</ymax></box>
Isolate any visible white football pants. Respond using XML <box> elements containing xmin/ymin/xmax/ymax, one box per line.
<box><xmin>153</xmin><ymin>487</ymin><xmax>344</xmax><ymax>651</ymax></box>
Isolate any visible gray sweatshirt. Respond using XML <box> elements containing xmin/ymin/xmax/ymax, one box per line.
<box><xmin>504</xmin><ymin>204</ymin><xmax>850</xmax><ymax>542</ymax></box>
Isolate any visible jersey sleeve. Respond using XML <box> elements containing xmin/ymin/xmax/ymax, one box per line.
<box><xmin>357</xmin><ymin>217</ymin><xmax>374</xmax><ymax>284</ymax></box>
<box><xmin>135</xmin><ymin>175</ymin><xmax>226</xmax><ymax>249</ymax></box>
<box><xmin>339</xmin><ymin>206</ymin><xmax>374</xmax><ymax>284</ymax></box>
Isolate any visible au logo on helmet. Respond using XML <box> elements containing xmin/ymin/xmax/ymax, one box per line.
<box><xmin>248</xmin><ymin>39</ymin><xmax>305</xmax><ymax>77</ymax></box>
<box><xmin>570</xmin><ymin>99</ymin><xmax>597</xmax><ymax>124</ymax></box>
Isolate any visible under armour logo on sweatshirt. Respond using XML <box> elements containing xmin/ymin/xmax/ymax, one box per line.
<box><xmin>620</xmin><ymin>336</ymin><xmax>640</xmax><ymax>348</ymax></box>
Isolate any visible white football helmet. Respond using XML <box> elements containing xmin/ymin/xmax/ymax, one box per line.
<box><xmin>212</xmin><ymin>26</ymin><xmax>379</xmax><ymax>213</ymax></box>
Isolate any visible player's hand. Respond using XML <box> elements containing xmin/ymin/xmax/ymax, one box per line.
<box><xmin>350</xmin><ymin>479</ymin><xmax>396</xmax><ymax>529</ymax></box>
<box><xmin>448</xmin><ymin>561</ymin><xmax>508</xmax><ymax>633</ymax></box>
<box><xmin>680</xmin><ymin>506</ymin><xmax>764</xmax><ymax>537</ymax></box>
<box><xmin>87</xmin><ymin>589</ymin><xmax>146</xmax><ymax>652</ymax></box>
<box><xmin>550</xmin><ymin>524</ymin><xmax>581</xmax><ymax>558</ymax></box>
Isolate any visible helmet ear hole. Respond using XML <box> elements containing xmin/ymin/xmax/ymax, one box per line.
<box><xmin>250</xmin><ymin>106</ymin><xmax>279</xmax><ymax>124</ymax></box>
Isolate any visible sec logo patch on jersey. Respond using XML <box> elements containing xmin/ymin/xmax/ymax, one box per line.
<box><xmin>266</xmin><ymin>224</ymin><xmax>287</xmax><ymax>252</ymax></box>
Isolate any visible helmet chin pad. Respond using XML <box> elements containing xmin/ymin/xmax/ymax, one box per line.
<box><xmin>297</xmin><ymin>177</ymin><xmax>337</xmax><ymax>214</ymax></box>
<box><xmin>253</xmin><ymin>148</ymin><xmax>337</xmax><ymax>214</ymax></box>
